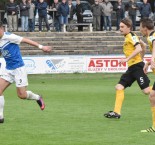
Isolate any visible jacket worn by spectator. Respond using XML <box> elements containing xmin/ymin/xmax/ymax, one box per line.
<box><xmin>75</xmin><ymin>3</ymin><xmax>84</xmax><ymax>31</ymax></box>
<box><xmin>91</xmin><ymin>4</ymin><xmax>103</xmax><ymax>16</ymax></box>
<box><xmin>113</xmin><ymin>2</ymin><xmax>125</xmax><ymax>17</ymax></box>
<box><xmin>6</xmin><ymin>2</ymin><xmax>19</xmax><ymax>15</ymax></box>
<box><xmin>75</xmin><ymin>3</ymin><xmax>83</xmax><ymax>17</ymax></box>
<box><xmin>50</xmin><ymin>2</ymin><xmax>61</xmax><ymax>17</ymax></box>
<box><xmin>58</xmin><ymin>2</ymin><xmax>69</xmax><ymax>17</ymax></box>
<box><xmin>37</xmin><ymin>1</ymin><xmax>48</xmax><ymax>17</ymax></box>
<box><xmin>68</xmin><ymin>4</ymin><xmax>75</xmax><ymax>20</ymax></box>
<box><xmin>102</xmin><ymin>2</ymin><xmax>113</xmax><ymax>16</ymax></box>
<box><xmin>127</xmin><ymin>1</ymin><xmax>138</xmax><ymax>16</ymax></box>
<box><xmin>20</xmin><ymin>3</ymin><xmax>30</xmax><ymax>16</ymax></box>
<box><xmin>32</xmin><ymin>0</ymin><xmax>38</xmax><ymax>16</ymax></box>
<box><xmin>29</xmin><ymin>3</ymin><xmax>35</xmax><ymax>19</ymax></box>
<box><xmin>139</xmin><ymin>2</ymin><xmax>152</xmax><ymax>17</ymax></box>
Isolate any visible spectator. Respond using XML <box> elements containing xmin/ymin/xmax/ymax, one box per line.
<box><xmin>114</xmin><ymin>0</ymin><xmax>125</xmax><ymax>31</ymax></box>
<box><xmin>127</xmin><ymin>0</ymin><xmax>138</xmax><ymax>31</ymax></box>
<box><xmin>67</xmin><ymin>0</ymin><xmax>75</xmax><ymax>31</ymax></box>
<box><xmin>139</xmin><ymin>0</ymin><xmax>152</xmax><ymax>19</ymax></box>
<box><xmin>75</xmin><ymin>0</ymin><xmax>84</xmax><ymax>31</ymax></box>
<box><xmin>28</xmin><ymin>0</ymin><xmax>35</xmax><ymax>32</ymax></box>
<box><xmin>92</xmin><ymin>0</ymin><xmax>103</xmax><ymax>31</ymax></box>
<box><xmin>20</xmin><ymin>0</ymin><xmax>30</xmax><ymax>32</ymax></box>
<box><xmin>6</xmin><ymin>0</ymin><xmax>18</xmax><ymax>32</ymax></box>
<box><xmin>99</xmin><ymin>0</ymin><xmax>104</xmax><ymax>31</ymax></box>
<box><xmin>37</xmin><ymin>0</ymin><xmax>50</xmax><ymax>32</ymax></box>
<box><xmin>32</xmin><ymin>0</ymin><xmax>38</xmax><ymax>31</ymax></box>
<box><xmin>50</xmin><ymin>0</ymin><xmax>61</xmax><ymax>32</ymax></box>
<box><xmin>102</xmin><ymin>0</ymin><xmax>113</xmax><ymax>31</ymax></box>
<box><xmin>57</xmin><ymin>0</ymin><xmax>69</xmax><ymax>32</ymax></box>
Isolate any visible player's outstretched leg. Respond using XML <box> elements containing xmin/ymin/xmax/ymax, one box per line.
<box><xmin>26</xmin><ymin>91</ymin><xmax>45</xmax><ymax>110</ymax></box>
<box><xmin>17</xmin><ymin>88</ymin><xmax>45</xmax><ymax>110</ymax></box>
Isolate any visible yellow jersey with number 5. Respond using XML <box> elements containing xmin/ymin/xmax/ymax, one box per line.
<box><xmin>123</xmin><ymin>32</ymin><xmax>142</xmax><ymax>67</ymax></box>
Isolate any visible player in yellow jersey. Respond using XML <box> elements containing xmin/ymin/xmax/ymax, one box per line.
<box><xmin>139</xmin><ymin>18</ymin><xmax>155</xmax><ymax>132</ymax></box>
<box><xmin>104</xmin><ymin>18</ymin><xmax>150</xmax><ymax>120</ymax></box>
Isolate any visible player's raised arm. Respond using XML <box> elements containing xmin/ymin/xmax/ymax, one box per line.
<box><xmin>21</xmin><ymin>37</ymin><xmax>52</xmax><ymax>53</ymax></box>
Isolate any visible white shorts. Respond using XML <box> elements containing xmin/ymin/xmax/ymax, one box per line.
<box><xmin>1</xmin><ymin>66</ymin><xmax>28</xmax><ymax>87</ymax></box>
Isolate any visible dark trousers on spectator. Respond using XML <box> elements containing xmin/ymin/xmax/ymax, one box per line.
<box><xmin>100</xmin><ymin>15</ymin><xmax>104</xmax><ymax>31</ymax></box>
<box><xmin>54</xmin><ymin>16</ymin><xmax>61</xmax><ymax>32</ymax></box>
<box><xmin>33</xmin><ymin>18</ymin><xmax>35</xmax><ymax>31</ymax></box>
<box><xmin>116</xmin><ymin>15</ymin><xmax>124</xmax><ymax>30</ymax></box>
<box><xmin>29</xmin><ymin>19</ymin><xmax>34</xmax><ymax>32</ymax></box>
<box><xmin>77</xmin><ymin>15</ymin><xmax>83</xmax><ymax>31</ymax></box>
<box><xmin>39</xmin><ymin>16</ymin><xmax>50</xmax><ymax>31</ymax></box>
<box><xmin>129</xmin><ymin>15</ymin><xmax>136</xmax><ymax>31</ymax></box>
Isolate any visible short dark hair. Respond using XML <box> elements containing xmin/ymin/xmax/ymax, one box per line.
<box><xmin>140</xmin><ymin>18</ymin><xmax>154</xmax><ymax>30</ymax></box>
<box><xmin>120</xmin><ymin>18</ymin><xmax>132</xmax><ymax>28</ymax></box>
<box><xmin>0</xmin><ymin>21</ymin><xmax>3</xmax><ymax>28</ymax></box>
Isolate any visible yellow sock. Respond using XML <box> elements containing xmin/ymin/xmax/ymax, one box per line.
<box><xmin>150</xmin><ymin>86</ymin><xmax>153</xmax><ymax>92</ymax></box>
<box><xmin>151</xmin><ymin>107</ymin><xmax>155</xmax><ymax>129</ymax></box>
<box><xmin>114</xmin><ymin>90</ymin><xmax>124</xmax><ymax>114</ymax></box>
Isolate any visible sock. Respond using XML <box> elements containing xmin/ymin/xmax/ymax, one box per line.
<box><xmin>151</xmin><ymin>107</ymin><xmax>155</xmax><ymax>129</ymax></box>
<box><xmin>150</xmin><ymin>86</ymin><xmax>153</xmax><ymax>92</ymax></box>
<box><xmin>26</xmin><ymin>91</ymin><xmax>40</xmax><ymax>100</ymax></box>
<box><xmin>0</xmin><ymin>96</ymin><xmax>4</xmax><ymax>119</ymax></box>
<box><xmin>114</xmin><ymin>90</ymin><xmax>124</xmax><ymax>114</ymax></box>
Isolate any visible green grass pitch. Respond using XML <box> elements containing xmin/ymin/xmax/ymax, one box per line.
<box><xmin>1</xmin><ymin>73</ymin><xmax>155</xmax><ymax>145</ymax></box>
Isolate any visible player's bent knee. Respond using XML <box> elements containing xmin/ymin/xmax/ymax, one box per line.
<box><xmin>115</xmin><ymin>84</ymin><xmax>124</xmax><ymax>90</ymax></box>
<box><xmin>143</xmin><ymin>91</ymin><xmax>149</xmax><ymax>95</ymax></box>
<box><xmin>17</xmin><ymin>92</ymin><xmax>27</xmax><ymax>99</ymax></box>
<box><xmin>142</xmin><ymin>88</ymin><xmax>150</xmax><ymax>95</ymax></box>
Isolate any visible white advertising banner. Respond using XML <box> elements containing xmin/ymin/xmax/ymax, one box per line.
<box><xmin>23</xmin><ymin>56</ymin><xmax>87</xmax><ymax>74</ymax></box>
<box><xmin>0</xmin><ymin>55</ymin><xmax>152</xmax><ymax>74</ymax></box>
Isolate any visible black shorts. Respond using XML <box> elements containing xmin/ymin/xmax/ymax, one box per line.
<box><xmin>118</xmin><ymin>62</ymin><xmax>150</xmax><ymax>90</ymax></box>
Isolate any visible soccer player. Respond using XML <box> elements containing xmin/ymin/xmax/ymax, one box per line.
<box><xmin>0</xmin><ymin>21</ymin><xmax>52</xmax><ymax>123</ymax></box>
<box><xmin>140</xmin><ymin>18</ymin><xmax>155</xmax><ymax>132</ymax></box>
<box><xmin>104</xmin><ymin>18</ymin><xmax>150</xmax><ymax>120</ymax></box>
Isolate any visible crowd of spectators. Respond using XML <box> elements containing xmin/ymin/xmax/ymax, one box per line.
<box><xmin>3</xmin><ymin>0</ymin><xmax>155</xmax><ymax>32</ymax></box>
<box><xmin>95</xmin><ymin>0</ymin><xmax>154</xmax><ymax>31</ymax></box>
